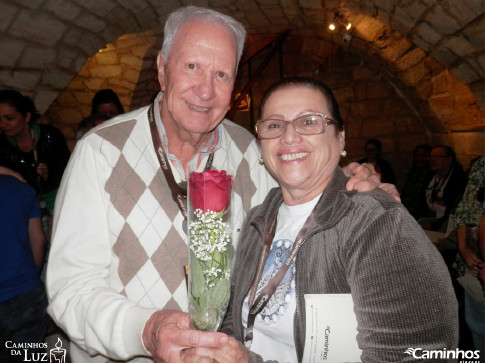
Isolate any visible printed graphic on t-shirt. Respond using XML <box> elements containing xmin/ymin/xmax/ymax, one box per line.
<box><xmin>255</xmin><ymin>239</ymin><xmax>296</xmax><ymax>325</ymax></box>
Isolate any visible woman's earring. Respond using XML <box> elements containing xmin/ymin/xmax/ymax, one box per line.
<box><xmin>259</xmin><ymin>157</ymin><xmax>264</xmax><ymax>165</ymax></box>
<box><xmin>340</xmin><ymin>150</ymin><xmax>347</xmax><ymax>157</ymax></box>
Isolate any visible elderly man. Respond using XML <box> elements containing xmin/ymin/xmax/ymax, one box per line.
<box><xmin>47</xmin><ymin>6</ymin><xmax>389</xmax><ymax>363</ymax></box>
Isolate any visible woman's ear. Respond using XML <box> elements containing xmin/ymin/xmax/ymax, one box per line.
<box><xmin>339</xmin><ymin>130</ymin><xmax>345</xmax><ymax>151</ymax></box>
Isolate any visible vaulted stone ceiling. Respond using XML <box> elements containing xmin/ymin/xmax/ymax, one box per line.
<box><xmin>1</xmin><ymin>0</ymin><xmax>484</xmax><ymax>135</ymax></box>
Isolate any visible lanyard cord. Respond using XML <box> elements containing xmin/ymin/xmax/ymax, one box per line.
<box><xmin>245</xmin><ymin>205</ymin><xmax>317</xmax><ymax>342</ymax></box>
<box><xmin>148</xmin><ymin>104</ymin><xmax>214</xmax><ymax>217</ymax></box>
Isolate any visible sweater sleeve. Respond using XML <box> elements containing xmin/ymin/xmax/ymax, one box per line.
<box><xmin>345</xmin><ymin>201</ymin><xmax>458</xmax><ymax>362</ymax></box>
<box><xmin>46</xmin><ymin>138</ymin><xmax>156</xmax><ymax>360</ymax></box>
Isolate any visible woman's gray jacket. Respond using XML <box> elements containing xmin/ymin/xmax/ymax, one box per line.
<box><xmin>220</xmin><ymin>168</ymin><xmax>458</xmax><ymax>362</ymax></box>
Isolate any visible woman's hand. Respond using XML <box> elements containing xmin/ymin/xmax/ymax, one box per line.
<box><xmin>459</xmin><ymin>247</ymin><xmax>484</xmax><ymax>277</ymax></box>
<box><xmin>343</xmin><ymin>162</ymin><xmax>400</xmax><ymax>202</ymax></box>
<box><xmin>0</xmin><ymin>165</ymin><xmax>26</xmax><ymax>182</ymax></box>
<box><xmin>182</xmin><ymin>337</ymin><xmax>249</xmax><ymax>363</ymax></box>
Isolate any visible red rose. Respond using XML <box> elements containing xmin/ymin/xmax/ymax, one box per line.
<box><xmin>189</xmin><ymin>170</ymin><xmax>233</xmax><ymax>213</ymax></box>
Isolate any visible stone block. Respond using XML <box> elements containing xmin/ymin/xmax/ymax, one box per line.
<box><xmin>299</xmin><ymin>0</ymin><xmax>323</xmax><ymax>10</ymax></box>
<box><xmin>351</xmin><ymin>99</ymin><xmax>388</xmax><ymax>120</ymax></box>
<box><xmin>373</xmin><ymin>0</ymin><xmax>394</xmax><ymax>13</ymax></box>
<box><xmin>395</xmin><ymin>47</ymin><xmax>427</xmax><ymax>71</ymax></box>
<box><xmin>451</xmin><ymin>62</ymin><xmax>481</xmax><ymax>84</ymax></box>
<box><xmin>415</xmin><ymin>79</ymin><xmax>433</xmax><ymax>99</ymax></box>
<box><xmin>123</xmin><ymin>69</ymin><xmax>140</xmax><ymax>84</ymax></box>
<box><xmin>352</xmin><ymin>66</ymin><xmax>375</xmax><ymax>81</ymax></box>
<box><xmin>424</xmin><ymin>56</ymin><xmax>446</xmax><ymax>76</ymax></box>
<box><xmin>0</xmin><ymin>69</ymin><xmax>40</xmax><ymax>89</ymax></box>
<box><xmin>19</xmin><ymin>47</ymin><xmax>57</xmax><ymax>69</ymax></box>
<box><xmin>411</xmin><ymin>34</ymin><xmax>431</xmax><ymax>53</ymax></box>
<box><xmin>448</xmin><ymin>132</ymin><xmax>485</xmax><ymax>159</ymax></box>
<box><xmin>380</xmin><ymin>37</ymin><xmax>413</xmax><ymax>62</ymax></box>
<box><xmin>463</xmin><ymin>17</ymin><xmax>485</xmax><ymax>48</ymax></box>
<box><xmin>0</xmin><ymin>2</ymin><xmax>17</xmax><ymax>33</ymax></box>
<box><xmin>42</xmin><ymin>69</ymin><xmax>74</xmax><ymax>89</ymax></box>
<box><xmin>400</xmin><ymin>61</ymin><xmax>428</xmax><ymax>86</ymax></box>
<box><xmin>0</xmin><ymin>38</ymin><xmax>25</xmax><ymax>67</ymax></box>
<box><xmin>235</xmin><ymin>0</ymin><xmax>259</xmax><ymax>10</ymax></box>
<box><xmin>357</xmin><ymin>17</ymin><xmax>388</xmax><ymax>42</ymax></box>
<box><xmin>10</xmin><ymin>10</ymin><xmax>66</xmax><ymax>47</ymax></box>
<box><xmin>94</xmin><ymin>51</ymin><xmax>119</xmax><ymax>65</ymax></box>
<box><xmin>34</xmin><ymin>89</ymin><xmax>59</xmax><ymax>114</ymax></box>
<box><xmin>429</xmin><ymin>47</ymin><xmax>458</xmax><ymax>70</ymax></box>
<box><xmin>414</xmin><ymin>21</ymin><xmax>441</xmax><ymax>46</ymax></box>
<box><xmin>76</xmin><ymin>11</ymin><xmax>106</xmax><ymax>33</ymax></box>
<box><xmin>391</xmin><ymin>8</ymin><xmax>416</xmax><ymax>34</ymax></box>
<box><xmin>73</xmin><ymin>0</ymin><xmax>118</xmax><ymax>14</ymax></box>
<box><xmin>44</xmin><ymin>0</ymin><xmax>82</xmax><ymax>22</ymax></box>
<box><xmin>9</xmin><ymin>0</ymin><xmax>41</xmax><ymax>9</ymax></box>
<box><xmin>425</xmin><ymin>4</ymin><xmax>461</xmax><ymax>35</ymax></box>
<box><xmin>443</xmin><ymin>0</ymin><xmax>482</xmax><ymax>26</ymax></box>
<box><xmin>395</xmin><ymin>115</ymin><xmax>426</xmax><ymax>134</ymax></box>
<box><xmin>442</xmin><ymin>36</ymin><xmax>478</xmax><ymax>57</ymax></box>
<box><xmin>89</xmin><ymin>64</ymin><xmax>122</xmax><ymax>78</ymax></box>
<box><xmin>362</xmin><ymin>118</ymin><xmax>395</xmax><ymax>137</ymax></box>
<box><xmin>120</xmin><ymin>54</ymin><xmax>142</xmax><ymax>68</ymax></box>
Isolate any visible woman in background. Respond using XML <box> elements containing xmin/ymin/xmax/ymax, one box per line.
<box><xmin>0</xmin><ymin>90</ymin><xmax>70</xmax><ymax>214</ymax></box>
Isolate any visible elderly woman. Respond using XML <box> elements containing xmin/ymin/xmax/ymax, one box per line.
<box><xmin>186</xmin><ymin>77</ymin><xmax>458</xmax><ymax>363</ymax></box>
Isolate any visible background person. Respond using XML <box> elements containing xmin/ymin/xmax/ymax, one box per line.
<box><xmin>0</xmin><ymin>175</ymin><xmax>48</xmax><ymax>362</ymax></box>
<box><xmin>401</xmin><ymin>144</ymin><xmax>434</xmax><ymax>220</ymax></box>
<box><xmin>185</xmin><ymin>77</ymin><xmax>458</xmax><ymax>362</ymax></box>
<box><xmin>358</xmin><ymin>138</ymin><xmax>395</xmax><ymax>184</ymax></box>
<box><xmin>90</xmin><ymin>89</ymin><xmax>125</xmax><ymax>119</ymax></box>
<box><xmin>454</xmin><ymin>155</ymin><xmax>485</xmax><ymax>357</ymax></box>
<box><xmin>47</xmin><ymin>7</ymin><xmax>395</xmax><ymax>363</ymax></box>
<box><xmin>0</xmin><ymin>90</ymin><xmax>70</xmax><ymax>216</ymax></box>
<box><xmin>420</xmin><ymin>145</ymin><xmax>467</xmax><ymax>232</ymax></box>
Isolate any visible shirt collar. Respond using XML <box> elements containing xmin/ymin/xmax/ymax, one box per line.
<box><xmin>152</xmin><ymin>92</ymin><xmax>222</xmax><ymax>170</ymax></box>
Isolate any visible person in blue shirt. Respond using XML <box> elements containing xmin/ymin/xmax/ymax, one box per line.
<box><xmin>0</xmin><ymin>175</ymin><xmax>48</xmax><ymax>361</ymax></box>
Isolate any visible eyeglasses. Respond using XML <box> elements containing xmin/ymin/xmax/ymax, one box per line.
<box><xmin>429</xmin><ymin>155</ymin><xmax>449</xmax><ymax>159</ymax></box>
<box><xmin>255</xmin><ymin>113</ymin><xmax>339</xmax><ymax>140</ymax></box>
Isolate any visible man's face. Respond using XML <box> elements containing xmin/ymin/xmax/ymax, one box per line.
<box><xmin>364</xmin><ymin>143</ymin><xmax>379</xmax><ymax>162</ymax></box>
<box><xmin>157</xmin><ymin>20</ymin><xmax>238</xmax><ymax>139</ymax></box>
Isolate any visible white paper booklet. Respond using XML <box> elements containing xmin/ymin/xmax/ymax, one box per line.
<box><xmin>302</xmin><ymin>294</ymin><xmax>362</xmax><ymax>363</ymax></box>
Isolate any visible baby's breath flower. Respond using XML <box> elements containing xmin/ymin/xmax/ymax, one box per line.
<box><xmin>189</xmin><ymin>208</ymin><xmax>231</xmax><ymax>288</ymax></box>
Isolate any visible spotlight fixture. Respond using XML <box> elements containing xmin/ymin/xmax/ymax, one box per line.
<box><xmin>328</xmin><ymin>12</ymin><xmax>352</xmax><ymax>32</ymax></box>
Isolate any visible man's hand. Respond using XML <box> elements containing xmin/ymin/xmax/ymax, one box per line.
<box><xmin>183</xmin><ymin>336</ymin><xmax>249</xmax><ymax>363</ymax></box>
<box><xmin>343</xmin><ymin>162</ymin><xmax>401</xmax><ymax>202</ymax></box>
<box><xmin>142</xmin><ymin>310</ymin><xmax>228</xmax><ymax>363</ymax></box>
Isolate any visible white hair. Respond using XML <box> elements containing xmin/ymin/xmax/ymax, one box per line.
<box><xmin>161</xmin><ymin>6</ymin><xmax>246</xmax><ymax>67</ymax></box>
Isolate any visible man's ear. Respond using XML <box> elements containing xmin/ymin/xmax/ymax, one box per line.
<box><xmin>157</xmin><ymin>51</ymin><xmax>166</xmax><ymax>91</ymax></box>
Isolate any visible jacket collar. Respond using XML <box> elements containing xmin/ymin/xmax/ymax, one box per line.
<box><xmin>250</xmin><ymin>167</ymin><xmax>353</xmax><ymax>239</ymax></box>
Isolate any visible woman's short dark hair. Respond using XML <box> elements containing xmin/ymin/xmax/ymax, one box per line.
<box><xmin>259</xmin><ymin>77</ymin><xmax>344</xmax><ymax>131</ymax></box>
<box><xmin>0</xmin><ymin>89</ymin><xmax>40</xmax><ymax>122</ymax></box>
<box><xmin>90</xmin><ymin>89</ymin><xmax>124</xmax><ymax>115</ymax></box>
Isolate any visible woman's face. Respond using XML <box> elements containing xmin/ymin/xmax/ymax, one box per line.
<box><xmin>260</xmin><ymin>86</ymin><xmax>345</xmax><ymax>205</ymax></box>
<box><xmin>0</xmin><ymin>103</ymin><xmax>30</xmax><ymax>137</ymax></box>
<box><xmin>96</xmin><ymin>103</ymin><xmax>120</xmax><ymax>118</ymax></box>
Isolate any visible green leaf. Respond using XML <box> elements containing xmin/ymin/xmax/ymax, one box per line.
<box><xmin>211</xmin><ymin>278</ymin><xmax>230</xmax><ymax>308</ymax></box>
<box><xmin>189</xmin><ymin>250</ymin><xmax>206</xmax><ymax>298</ymax></box>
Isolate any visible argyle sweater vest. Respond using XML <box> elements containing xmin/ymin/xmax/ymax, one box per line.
<box><xmin>91</xmin><ymin>110</ymin><xmax>272</xmax><ymax>312</ymax></box>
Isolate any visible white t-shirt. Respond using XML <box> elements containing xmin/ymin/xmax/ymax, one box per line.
<box><xmin>242</xmin><ymin>194</ymin><xmax>321</xmax><ymax>363</ymax></box>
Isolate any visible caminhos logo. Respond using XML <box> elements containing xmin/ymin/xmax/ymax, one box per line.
<box><xmin>404</xmin><ymin>347</ymin><xmax>480</xmax><ymax>362</ymax></box>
